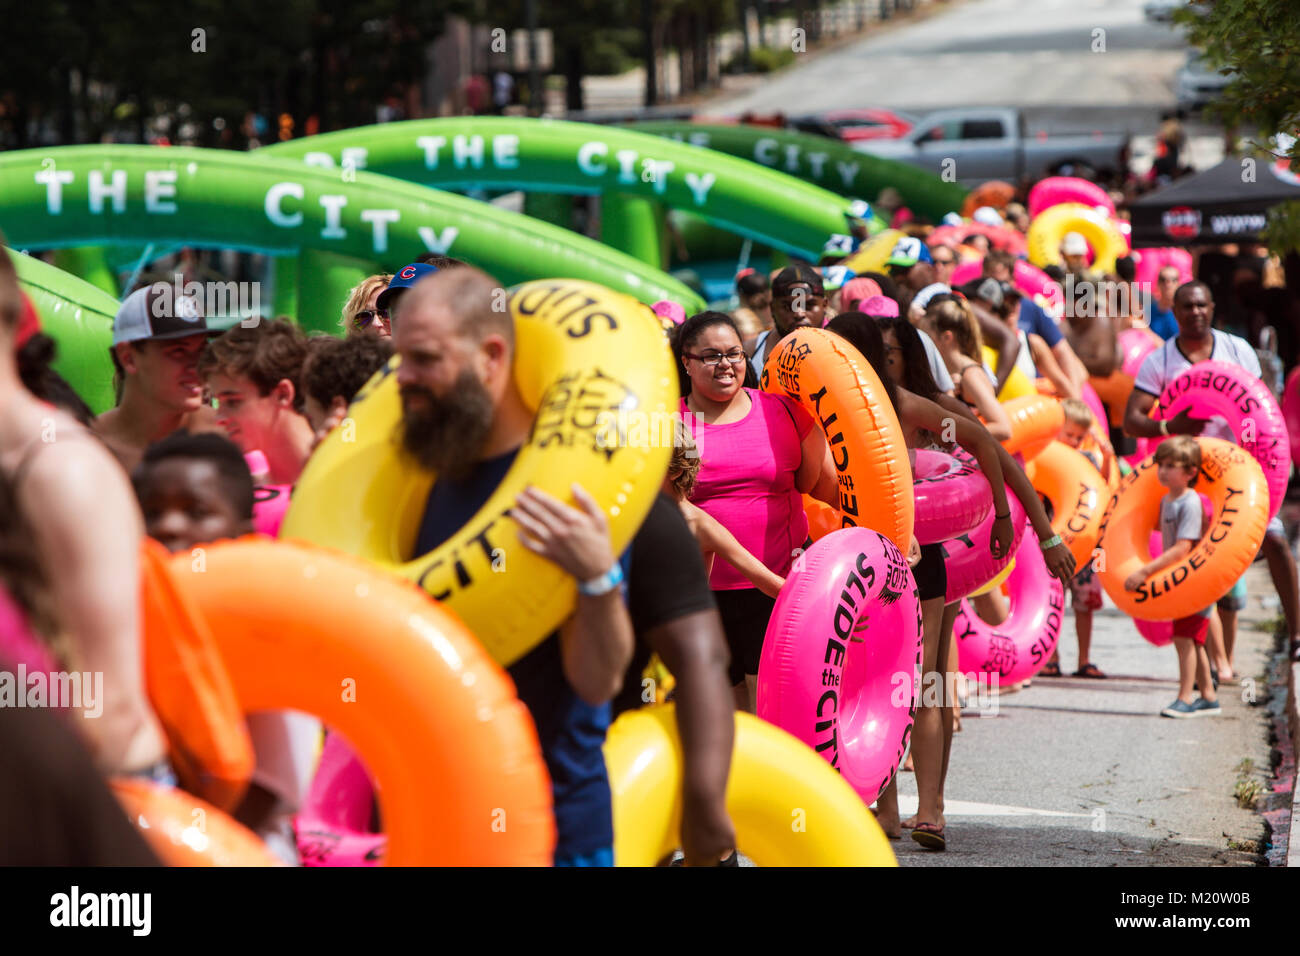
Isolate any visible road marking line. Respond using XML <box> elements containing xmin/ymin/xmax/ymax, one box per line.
<box><xmin>896</xmin><ymin>795</ymin><xmax>1093</xmax><ymax>819</ymax></box>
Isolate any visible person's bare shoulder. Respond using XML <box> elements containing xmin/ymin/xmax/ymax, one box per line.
<box><xmin>19</xmin><ymin>419</ymin><xmax>141</xmax><ymax>526</ymax></box>
<box><xmin>89</xmin><ymin>408</ymin><xmax>142</xmax><ymax>474</ymax></box>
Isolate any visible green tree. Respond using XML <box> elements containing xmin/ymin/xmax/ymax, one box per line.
<box><xmin>1176</xmin><ymin>0</ymin><xmax>1300</xmax><ymax>251</ymax></box>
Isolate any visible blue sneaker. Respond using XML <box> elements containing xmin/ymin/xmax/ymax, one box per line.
<box><xmin>1161</xmin><ymin>699</ymin><xmax>1197</xmax><ymax>718</ymax></box>
<box><xmin>1191</xmin><ymin>697</ymin><xmax>1221</xmax><ymax>717</ymax></box>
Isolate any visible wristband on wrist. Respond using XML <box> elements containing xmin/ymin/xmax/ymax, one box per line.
<box><xmin>578</xmin><ymin>561</ymin><xmax>625</xmax><ymax>597</ymax></box>
<box><xmin>1159</xmin><ymin>419</ymin><xmax>1169</xmax><ymax>436</ymax></box>
<box><xmin>1039</xmin><ymin>533</ymin><xmax>1063</xmax><ymax>551</ymax></box>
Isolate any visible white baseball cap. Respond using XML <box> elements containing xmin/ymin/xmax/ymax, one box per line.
<box><xmin>1061</xmin><ymin>232</ymin><xmax>1089</xmax><ymax>256</ymax></box>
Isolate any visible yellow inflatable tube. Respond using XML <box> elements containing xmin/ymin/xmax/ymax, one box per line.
<box><xmin>981</xmin><ymin>345</ymin><xmax>1036</xmax><ymax>401</ymax></box>
<box><xmin>842</xmin><ymin>228</ymin><xmax>905</xmax><ymax>275</ymax></box>
<box><xmin>282</xmin><ymin>279</ymin><xmax>676</xmax><ymax>667</ymax></box>
<box><xmin>605</xmin><ymin>704</ymin><xmax>897</xmax><ymax>867</ymax></box>
<box><xmin>1027</xmin><ymin>202</ymin><xmax>1127</xmax><ymax>275</ymax></box>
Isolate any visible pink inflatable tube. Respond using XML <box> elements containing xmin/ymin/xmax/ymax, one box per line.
<box><xmin>1133</xmin><ymin>494</ymin><xmax>1213</xmax><ymax>647</ymax></box>
<box><xmin>757</xmin><ymin>527</ymin><xmax>924</xmax><ymax>803</ymax></box>
<box><xmin>949</xmin><ymin>258</ymin><xmax>1064</xmax><ymax>317</ymax></box>
<box><xmin>1133</xmin><ymin>247</ymin><xmax>1193</xmax><ymax>289</ymax></box>
<box><xmin>1281</xmin><ymin>367</ymin><xmax>1300</xmax><ymax>471</ymax></box>
<box><xmin>912</xmin><ymin>449</ymin><xmax>994</xmax><ymax>545</ymax></box>
<box><xmin>243</xmin><ymin>450</ymin><xmax>293</xmax><ymax>537</ymax></box>
<box><xmin>252</xmin><ymin>484</ymin><xmax>292</xmax><ymax>537</ymax></box>
<box><xmin>1081</xmin><ymin>382</ymin><xmax>1107</xmax><ymax>437</ymax></box>
<box><xmin>1120</xmin><ymin>327</ymin><xmax>1162</xmax><ymax>378</ymax></box>
<box><xmin>1150</xmin><ymin>360</ymin><xmax>1290</xmax><ymax>519</ymax></box>
<box><xmin>294</xmin><ymin>732</ymin><xmax>385</xmax><ymax>866</ymax></box>
<box><xmin>1027</xmin><ymin>176</ymin><xmax>1116</xmax><ymax>220</ymax></box>
<box><xmin>953</xmin><ymin>520</ymin><xmax>1065</xmax><ymax>684</ymax></box>
<box><xmin>927</xmin><ymin>222</ymin><xmax>1027</xmax><ymax>256</ymax></box>
<box><xmin>1118</xmin><ymin>328</ymin><xmax>1163</xmax><ymax>467</ymax></box>
<box><xmin>938</xmin><ymin>462</ymin><xmax>1029</xmax><ymax>604</ymax></box>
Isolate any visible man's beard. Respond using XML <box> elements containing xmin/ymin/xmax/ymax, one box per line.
<box><xmin>399</xmin><ymin>369</ymin><xmax>495</xmax><ymax>480</ymax></box>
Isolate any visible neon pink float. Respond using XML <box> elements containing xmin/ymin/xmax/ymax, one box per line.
<box><xmin>939</xmin><ymin>458</ymin><xmax>1029</xmax><ymax>603</ymax></box>
<box><xmin>1149</xmin><ymin>360</ymin><xmax>1289</xmax><ymax>519</ymax></box>
<box><xmin>294</xmin><ymin>732</ymin><xmax>384</xmax><ymax>866</ymax></box>
<box><xmin>1281</xmin><ymin>367</ymin><xmax>1300</xmax><ymax>470</ymax></box>
<box><xmin>1118</xmin><ymin>327</ymin><xmax>1162</xmax><ymax>468</ymax></box>
<box><xmin>953</xmin><ymin>520</ymin><xmax>1065</xmax><ymax>684</ymax></box>
<box><xmin>252</xmin><ymin>485</ymin><xmax>292</xmax><ymax>536</ymax></box>
<box><xmin>912</xmin><ymin>449</ymin><xmax>993</xmax><ymax>545</ymax></box>
<box><xmin>1027</xmin><ymin>176</ymin><xmax>1115</xmax><ymax>220</ymax></box>
<box><xmin>1133</xmin><ymin>247</ymin><xmax>1193</xmax><ymax>289</ymax></box>
<box><xmin>949</xmin><ymin>257</ymin><xmax>1064</xmax><ymax>317</ymax></box>
<box><xmin>1081</xmin><ymin>381</ymin><xmax>1107</xmax><ymax>438</ymax></box>
<box><xmin>757</xmin><ymin>527</ymin><xmax>923</xmax><ymax>803</ymax></box>
<box><xmin>927</xmin><ymin>221</ymin><xmax>1027</xmax><ymax>256</ymax></box>
<box><xmin>244</xmin><ymin>450</ymin><xmax>292</xmax><ymax>536</ymax></box>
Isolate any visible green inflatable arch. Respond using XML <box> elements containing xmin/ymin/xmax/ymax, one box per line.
<box><xmin>627</xmin><ymin>122</ymin><xmax>968</xmax><ymax>224</ymax></box>
<box><xmin>0</xmin><ymin>145</ymin><xmax>705</xmax><ymax>327</ymax></box>
<box><xmin>260</xmin><ymin>118</ymin><xmax>858</xmax><ymax>262</ymax></box>
<box><xmin>9</xmin><ymin>246</ymin><xmax>119</xmax><ymax>413</ymax></box>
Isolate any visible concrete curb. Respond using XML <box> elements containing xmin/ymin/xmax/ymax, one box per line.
<box><xmin>1268</xmin><ymin>653</ymin><xmax>1298</xmax><ymax>866</ymax></box>
<box><xmin>1289</xmin><ymin>661</ymin><xmax>1299</xmax><ymax>866</ymax></box>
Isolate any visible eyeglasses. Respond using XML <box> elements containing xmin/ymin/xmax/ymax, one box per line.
<box><xmin>684</xmin><ymin>349</ymin><xmax>747</xmax><ymax>367</ymax></box>
<box><xmin>353</xmin><ymin>308</ymin><xmax>390</xmax><ymax>329</ymax></box>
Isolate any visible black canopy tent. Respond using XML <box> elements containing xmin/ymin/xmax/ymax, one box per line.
<box><xmin>1129</xmin><ymin>155</ymin><xmax>1300</xmax><ymax>246</ymax></box>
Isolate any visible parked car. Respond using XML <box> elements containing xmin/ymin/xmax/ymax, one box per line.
<box><xmin>787</xmin><ymin>109</ymin><xmax>915</xmax><ymax>143</ymax></box>
<box><xmin>1175</xmin><ymin>49</ymin><xmax>1233</xmax><ymax>112</ymax></box>
<box><xmin>1143</xmin><ymin>0</ymin><xmax>1187</xmax><ymax>22</ymax></box>
<box><xmin>849</xmin><ymin>107</ymin><xmax>1130</xmax><ymax>185</ymax></box>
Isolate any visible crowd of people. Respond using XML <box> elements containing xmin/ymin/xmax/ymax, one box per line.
<box><xmin>3</xmin><ymin>166</ymin><xmax>1299</xmax><ymax>866</ymax></box>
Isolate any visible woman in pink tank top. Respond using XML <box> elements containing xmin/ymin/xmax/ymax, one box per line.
<box><xmin>674</xmin><ymin>311</ymin><xmax>836</xmax><ymax>711</ymax></box>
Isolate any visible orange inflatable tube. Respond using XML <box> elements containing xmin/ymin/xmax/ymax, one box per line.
<box><xmin>803</xmin><ymin>494</ymin><xmax>840</xmax><ymax>543</ymax></box>
<box><xmin>1000</xmin><ymin>394</ymin><xmax>1064</xmax><ymax>462</ymax></box>
<box><xmin>760</xmin><ymin>327</ymin><xmax>913</xmax><ymax>552</ymax></box>
<box><xmin>1026</xmin><ymin>440</ymin><xmax>1108</xmax><ymax>570</ymax></box>
<box><xmin>1097</xmin><ymin>438</ymin><xmax>1269</xmax><ymax>620</ymax></box>
<box><xmin>156</xmin><ymin>536</ymin><xmax>555</xmax><ymax>865</ymax></box>
<box><xmin>111</xmin><ymin>778</ymin><xmax>283</xmax><ymax>866</ymax></box>
<box><xmin>1088</xmin><ymin>370</ymin><xmax>1132</xmax><ymax>427</ymax></box>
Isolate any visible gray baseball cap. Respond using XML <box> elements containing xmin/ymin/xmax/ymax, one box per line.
<box><xmin>112</xmin><ymin>284</ymin><xmax>215</xmax><ymax>347</ymax></box>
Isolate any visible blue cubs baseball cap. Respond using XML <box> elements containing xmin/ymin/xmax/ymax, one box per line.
<box><xmin>376</xmin><ymin>262</ymin><xmax>440</xmax><ymax>311</ymax></box>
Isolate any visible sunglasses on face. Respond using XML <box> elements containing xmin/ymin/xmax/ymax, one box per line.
<box><xmin>353</xmin><ymin>308</ymin><xmax>390</xmax><ymax>329</ymax></box>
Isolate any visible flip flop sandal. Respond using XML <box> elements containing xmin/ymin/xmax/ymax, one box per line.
<box><xmin>911</xmin><ymin>823</ymin><xmax>946</xmax><ymax>851</ymax></box>
<box><xmin>1073</xmin><ymin>664</ymin><xmax>1106</xmax><ymax>679</ymax></box>
<box><xmin>1040</xmin><ymin>662</ymin><xmax>1063</xmax><ymax>677</ymax></box>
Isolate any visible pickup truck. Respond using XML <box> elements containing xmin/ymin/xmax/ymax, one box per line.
<box><xmin>850</xmin><ymin>108</ymin><xmax>1130</xmax><ymax>185</ymax></box>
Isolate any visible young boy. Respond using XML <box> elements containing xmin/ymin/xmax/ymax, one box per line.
<box><xmin>1043</xmin><ymin>398</ymin><xmax>1107</xmax><ymax>678</ymax></box>
<box><xmin>299</xmin><ymin>332</ymin><xmax>394</xmax><ymax>445</ymax></box>
<box><xmin>1123</xmin><ymin>436</ymin><xmax>1220</xmax><ymax>718</ymax></box>
<box><xmin>132</xmin><ymin>431</ymin><xmax>321</xmax><ymax>860</ymax></box>
<box><xmin>197</xmin><ymin>318</ymin><xmax>315</xmax><ymax>485</ymax></box>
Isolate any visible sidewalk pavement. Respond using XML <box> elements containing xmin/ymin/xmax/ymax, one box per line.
<box><xmin>892</xmin><ymin>558</ymin><xmax>1288</xmax><ymax>866</ymax></box>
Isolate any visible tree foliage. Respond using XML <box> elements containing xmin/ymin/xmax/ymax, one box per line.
<box><xmin>1176</xmin><ymin>0</ymin><xmax>1300</xmax><ymax>251</ymax></box>
<box><xmin>0</xmin><ymin>0</ymin><xmax>466</xmax><ymax>147</ymax></box>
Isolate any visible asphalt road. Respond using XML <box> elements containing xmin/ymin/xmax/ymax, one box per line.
<box><xmin>705</xmin><ymin>0</ymin><xmax>1225</xmax><ymax>170</ymax></box>
<box><xmin>890</xmin><ymin>559</ymin><xmax>1280</xmax><ymax>866</ymax></box>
